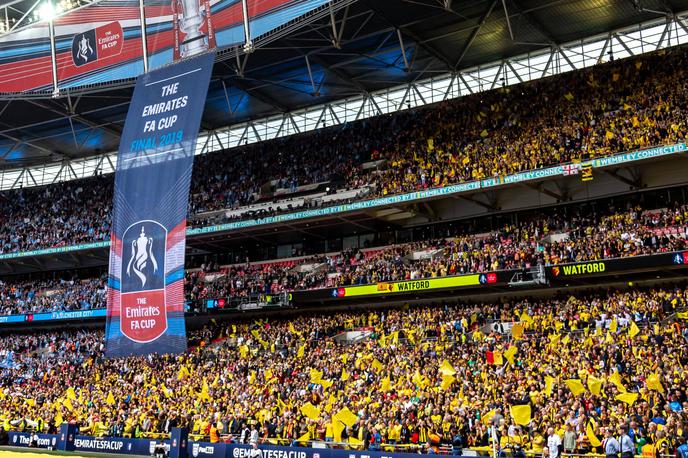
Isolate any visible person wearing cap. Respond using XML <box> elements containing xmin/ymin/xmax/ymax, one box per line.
<box><xmin>620</xmin><ymin>426</ymin><xmax>635</xmax><ymax>458</ymax></box>
<box><xmin>604</xmin><ymin>428</ymin><xmax>621</xmax><ymax>458</ymax></box>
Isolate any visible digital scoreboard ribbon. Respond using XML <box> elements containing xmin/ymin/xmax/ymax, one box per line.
<box><xmin>105</xmin><ymin>52</ymin><xmax>215</xmax><ymax>357</ymax></box>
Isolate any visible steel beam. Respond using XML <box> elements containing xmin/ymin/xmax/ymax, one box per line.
<box><xmin>454</xmin><ymin>0</ymin><xmax>498</xmax><ymax>69</ymax></box>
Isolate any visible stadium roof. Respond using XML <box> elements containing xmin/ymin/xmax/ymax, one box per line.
<box><xmin>1</xmin><ymin>0</ymin><xmax>688</xmax><ymax>169</ymax></box>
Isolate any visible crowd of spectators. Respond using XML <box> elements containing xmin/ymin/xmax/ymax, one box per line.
<box><xmin>185</xmin><ymin>203</ymin><xmax>688</xmax><ymax>303</ymax></box>
<box><xmin>0</xmin><ymin>48</ymin><xmax>687</xmax><ymax>254</ymax></box>
<box><xmin>0</xmin><ymin>178</ymin><xmax>111</xmax><ymax>254</ymax></box>
<box><xmin>0</xmin><ymin>286</ymin><xmax>687</xmax><ymax>456</ymax></box>
<box><xmin>0</xmin><ymin>201</ymin><xmax>684</xmax><ymax>316</ymax></box>
<box><xmin>0</xmin><ymin>276</ymin><xmax>107</xmax><ymax>316</ymax></box>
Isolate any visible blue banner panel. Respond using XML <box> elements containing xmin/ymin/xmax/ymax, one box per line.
<box><xmin>9</xmin><ymin>432</ymin><xmax>60</xmax><ymax>449</ymax></box>
<box><xmin>105</xmin><ymin>51</ymin><xmax>215</xmax><ymax>358</ymax></box>
<box><xmin>11</xmin><ymin>433</ymin><xmax>471</xmax><ymax>458</ymax></box>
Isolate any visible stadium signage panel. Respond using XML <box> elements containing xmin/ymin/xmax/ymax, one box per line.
<box><xmin>333</xmin><ymin>274</ymin><xmax>488</xmax><ymax>297</ymax></box>
<box><xmin>9</xmin><ymin>433</ymin><xmax>159</xmax><ymax>455</ymax></box>
<box><xmin>9</xmin><ymin>432</ymin><xmax>59</xmax><ymax>448</ymax></box>
<box><xmin>105</xmin><ymin>52</ymin><xmax>215</xmax><ymax>357</ymax></box>
<box><xmin>225</xmin><ymin>443</ymin><xmax>439</xmax><ymax>458</ymax></box>
<box><xmin>0</xmin><ymin>143</ymin><xmax>684</xmax><ymax>262</ymax></box>
<box><xmin>9</xmin><ymin>434</ymin><xmax>439</xmax><ymax>458</ymax></box>
<box><xmin>291</xmin><ymin>271</ymin><xmax>501</xmax><ymax>302</ymax></box>
<box><xmin>550</xmin><ymin>261</ymin><xmax>607</xmax><ymax>276</ymax></box>
<box><xmin>71</xmin><ymin>22</ymin><xmax>124</xmax><ymax>67</ymax></box>
<box><xmin>0</xmin><ymin>308</ymin><xmax>107</xmax><ymax>324</ymax></box>
<box><xmin>0</xmin><ymin>241</ymin><xmax>109</xmax><ymax>260</ymax></box>
<box><xmin>548</xmin><ymin>251</ymin><xmax>687</xmax><ymax>278</ymax></box>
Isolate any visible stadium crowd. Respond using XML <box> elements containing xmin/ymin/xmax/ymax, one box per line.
<box><xmin>1</xmin><ymin>48</ymin><xmax>687</xmax><ymax>255</ymax></box>
<box><xmin>0</xmin><ymin>286</ymin><xmax>687</xmax><ymax>456</ymax></box>
<box><xmin>0</xmin><ymin>201</ymin><xmax>684</xmax><ymax>316</ymax></box>
<box><xmin>0</xmin><ymin>276</ymin><xmax>107</xmax><ymax>316</ymax></box>
<box><xmin>186</xmin><ymin>203</ymin><xmax>688</xmax><ymax>302</ymax></box>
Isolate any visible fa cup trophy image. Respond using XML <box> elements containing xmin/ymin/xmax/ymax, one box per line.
<box><xmin>172</xmin><ymin>0</ymin><xmax>216</xmax><ymax>60</ymax></box>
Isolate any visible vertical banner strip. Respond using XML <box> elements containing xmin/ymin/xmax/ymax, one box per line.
<box><xmin>106</xmin><ymin>51</ymin><xmax>215</xmax><ymax>358</ymax></box>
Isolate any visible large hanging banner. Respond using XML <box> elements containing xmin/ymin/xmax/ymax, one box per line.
<box><xmin>106</xmin><ymin>51</ymin><xmax>215</xmax><ymax>357</ymax></box>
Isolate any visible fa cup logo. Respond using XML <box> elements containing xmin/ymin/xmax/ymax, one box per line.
<box><xmin>76</xmin><ymin>34</ymin><xmax>94</xmax><ymax>63</ymax></box>
<box><xmin>119</xmin><ymin>220</ymin><xmax>167</xmax><ymax>342</ymax></box>
<box><xmin>126</xmin><ymin>226</ymin><xmax>158</xmax><ymax>288</ymax></box>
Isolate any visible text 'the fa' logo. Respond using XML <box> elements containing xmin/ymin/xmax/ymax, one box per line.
<box><xmin>127</xmin><ymin>226</ymin><xmax>158</xmax><ymax>288</ymax></box>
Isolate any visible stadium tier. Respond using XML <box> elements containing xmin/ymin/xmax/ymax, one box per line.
<box><xmin>0</xmin><ymin>197</ymin><xmax>686</xmax><ymax>317</ymax></box>
<box><xmin>0</xmin><ymin>286</ymin><xmax>687</xmax><ymax>454</ymax></box>
<box><xmin>1</xmin><ymin>48</ymin><xmax>687</xmax><ymax>255</ymax></box>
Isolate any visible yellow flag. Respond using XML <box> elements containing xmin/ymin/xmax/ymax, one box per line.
<box><xmin>545</xmin><ymin>376</ymin><xmax>555</xmax><ymax>397</ymax></box>
<box><xmin>609</xmin><ymin>372</ymin><xmax>627</xmax><ymax>393</ymax></box>
<box><xmin>239</xmin><ymin>345</ymin><xmax>249</xmax><ymax>359</ymax></box>
<box><xmin>62</xmin><ymin>398</ymin><xmax>74</xmax><ymax>411</ymax></box>
<box><xmin>586</xmin><ymin>421</ymin><xmax>602</xmax><ymax>447</ymax></box>
<box><xmin>439</xmin><ymin>360</ymin><xmax>456</xmax><ymax>376</ymax></box>
<box><xmin>520</xmin><ymin>312</ymin><xmax>533</xmax><ymax>325</ymax></box>
<box><xmin>440</xmin><ymin>375</ymin><xmax>455</xmax><ymax>391</ymax></box>
<box><xmin>564</xmin><ymin>92</ymin><xmax>574</xmax><ymax>101</ymax></box>
<box><xmin>341</xmin><ymin>368</ymin><xmax>349</xmax><ymax>382</ymax></box>
<box><xmin>348</xmin><ymin>437</ymin><xmax>363</xmax><ymax>446</ymax></box>
<box><xmin>482</xmin><ymin>409</ymin><xmax>497</xmax><ymax>425</ymax></box>
<box><xmin>504</xmin><ymin>346</ymin><xmax>517</xmax><ymax>365</ymax></box>
<box><xmin>646</xmin><ymin>373</ymin><xmax>664</xmax><ymax>393</ymax></box>
<box><xmin>372</xmin><ymin>359</ymin><xmax>384</xmax><ymax>372</ymax></box>
<box><xmin>493</xmin><ymin>351</ymin><xmax>504</xmax><ymax>366</ymax></box>
<box><xmin>297</xmin><ymin>432</ymin><xmax>311</xmax><ymax>442</ymax></box>
<box><xmin>335</xmin><ymin>407</ymin><xmax>359</xmax><ymax>427</ymax></box>
<box><xmin>381</xmin><ymin>377</ymin><xmax>392</xmax><ymax>392</ymax></box>
<box><xmin>65</xmin><ymin>387</ymin><xmax>77</xmax><ymax>401</ymax></box>
<box><xmin>332</xmin><ymin>416</ymin><xmax>346</xmax><ymax>442</ymax></box>
<box><xmin>629</xmin><ymin>321</ymin><xmax>640</xmax><ymax>338</ymax></box>
<box><xmin>615</xmin><ymin>393</ymin><xmax>638</xmax><ymax>405</ymax></box>
<box><xmin>511</xmin><ymin>323</ymin><xmax>524</xmax><ymax>340</ymax></box>
<box><xmin>310</xmin><ymin>369</ymin><xmax>323</xmax><ymax>384</ymax></box>
<box><xmin>565</xmin><ymin>379</ymin><xmax>586</xmax><ymax>396</ymax></box>
<box><xmin>297</xmin><ymin>345</ymin><xmax>305</xmax><ymax>358</ymax></box>
<box><xmin>510</xmin><ymin>404</ymin><xmax>531</xmax><ymax>426</ymax></box>
<box><xmin>264</xmin><ymin>369</ymin><xmax>273</xmax><ymax>381</ymax></box>
<box><xmin>200</xmin><ymin>380</ymin><xmax>211</xmax><ymax>401</ymax></box>
<box><xmin>480</xmin><ymin>129</ymin><xmax>489</xmax><ymax>138</ymax></box>
<box><xmin>391</xmin><ymin>331</ymin><xmax>399</xmax><ymax>346</ymax></box>
<box><xmin>605</xmin><ymin>331</ymin><xmax>614</xmax><ymax>344</ymax></box>
<box><xmin>587</xmin><ymin>376</ymin><xmax>603</xmax><ymax>396</ymax></box>
<box><xmin>106</xmin><ymin>391</ymin><xmax>116</xmax><ymax>406</ymax></box>
<box><xmin>609</xmin><ymin>318</ymin><xmax>618</xmax><ymax>333</ymax></box>
<box><xmin>300</xmin><ymin>402</ymin><xmax>321</xmax><ymax>421</ymax></box>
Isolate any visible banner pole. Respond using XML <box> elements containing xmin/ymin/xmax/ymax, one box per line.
<box><xmin>48</xmin><ymin>17</ymin><xmax>59</xmax><ymax>97</ymax></box>
<box><xmin>240</xmin><ymin>0</ymin><xmax>252</xmax><ymax>52</ymax></box>
<box><xmin>139</xmin><ymin>0</ymin><xmax>149</xmax><ymax>73</ymax></box>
